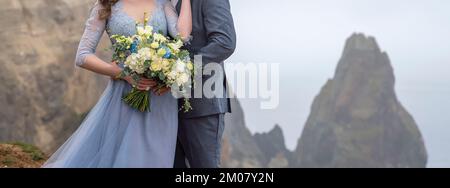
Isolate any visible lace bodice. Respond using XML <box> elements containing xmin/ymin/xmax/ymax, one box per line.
<box><xmin>75</xmin><ymin>0</ymin><xmax>179</xmax><ymax>66</ymax></box>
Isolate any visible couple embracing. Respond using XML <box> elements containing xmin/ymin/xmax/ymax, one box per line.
<box><xmin>43</xmin><ymin>0</ymin><xmax>236</xmax><ymax>168</ymax></box>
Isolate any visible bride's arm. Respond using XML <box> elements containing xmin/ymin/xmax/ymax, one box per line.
<box><xmin>75</xmin><ymin>3</ymin><xmax>121</xmax><ymax>77</ymax></box>
<box><xmin>165</xmin><ymin>0</ymin><xmax>192</xmax><ymax>41</ymax></box>
<box><xmin>75</xmin><ymin>3</ymin><xmax>122</xmax><ymax>76</ymax></box>
<box><xmin>75</xmin><ymin>3</ymin><xmax>154</xmax><ymax>90</ymax></box>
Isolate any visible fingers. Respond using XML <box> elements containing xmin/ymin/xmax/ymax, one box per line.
<box><xmin>155</xmin><ymin>87</ymin><xmax>171</xmax><ymax>96</ymax></box>
<box><xmin>124</xmin><ymin>76</ymin><xmax>139</xmax><ymax>89</ymax></box>
<box><xmin>136</xmin><ymin>85</ymin><xmax>150</xmax><ymax>91</ymax></box>
<box><xmin>137</xmin><ymin>83</ymin><xmax>152</xmax><ymax>91</ymax></box>
<box><xmin>126</xmin><ymin>77</ymin><xmax>158</xmax><ymax>91</ymax></box>
<box><xmin>134</xmin><ymin>78</ymin><xmax>156</xmax><ymax>91</ymax></box>
<box><xmin>133</xmin><ymin>83</ymin><xmax>170</xmax><ymax>95</ymax></box>
<box><xmin>138</xmin><ymin>78</ymin><xmax>157</xmax><ymax>87</ymax></box>
<box><xmin>152</xmin><ymin>86</ymin><xmax>163</xmax><ymax>93</ymax></box>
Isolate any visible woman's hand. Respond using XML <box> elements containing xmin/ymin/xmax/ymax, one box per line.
<box><xmin>153</xmin><ymin>86</ymin><xmax>171</xmax><ymax>96</ymax></box>
<box><xmin>109</xmin><ymin>62</ymin><xmax>157</xmax><ymax>91</ymax></box>
<box><xmin>123</xmin><ymin>76</ymin><xmax>157</xmax><ymax>91</ymax></box>
<box><xmin>110</xmin><ymin>61</ymin><xmax>124</xmax><ymax>80</ymax></box>
<box><xmin>136</xmin><ymin>78</ymin><xmax>157</xmax><ymax>91</ymax></box>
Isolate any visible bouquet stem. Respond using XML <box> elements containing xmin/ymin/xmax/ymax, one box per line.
<box><xmin>123</xmin><ymin>88</ymin><xmax>151</xmax><ymax>112</ymax></box>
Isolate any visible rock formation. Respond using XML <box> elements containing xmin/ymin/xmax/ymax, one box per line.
<box><xmin>222</xmin><ymin>99</ymin><xmax>292</xmax><ymax>168</ymax></box>
<box><xmin>222</xmin><ymin>98</ymin><xmax>265</xmax><ymax>168</ymax></box>
<box><xmin>254</xmin><ymin>125</ymin><xmax>292</xmax><ymax>168</ymax></box>
<box><xmin>0</xmin><ymin>0</ymin><xmax>109</xmax><ymax>152</ymax></box>
<box><xmin>294</xmin><ymin>33</ymin><xmax>427</xmax><ymax>168</ymax></box>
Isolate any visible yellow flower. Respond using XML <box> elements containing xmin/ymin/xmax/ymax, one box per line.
<box><xmin>157</xmin><ymin>48</ymin><xmax>167</xmax><ymax>57</ymax></box>
<box><xmin>162</xmin><ymin>59</ymin><xmax>171</xmax><ymax>71</ymax></box>
<box><xmin>154</xmin><ymin>33</ymin><xmax>167</xmax><ymax>42</ymax></box>
<box><xmin>171</xmin><ymin>48</ymin><xmax>180</xmax><ymax>54</ymax></box>
<box><xmin>126</xmin><ymin>37</ymin><xmax>133</xmax><ymax>44</ymax></box>
<box><xmin>150</xmin><ymin>42</ymin><xmax>160</xmax><ymax>49</ymax></box>
<box><xmin>168</xmin><ymin>43</ymin><xmax>181</xmax><ymax>51</ymax></box>
<box><xmin>150</xmin><ymin>50</ymin><xmax>158</xmax><ymax>58</ymax></box>
<box><xmin>186</xmin><ymin>62</ymin><xmax>194</xmax><ymax>71</ymax></box>
<box><xmin>150</xmin><ymin>60</ymin><xmax>163</xmax><ymax>71</ymax></box>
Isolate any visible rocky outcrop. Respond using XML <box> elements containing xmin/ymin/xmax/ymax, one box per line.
<box><xmin>0</xmin><ymin>0</ymin><xmax>109</xmax><ymax>152</ymax></box>
<box><xmin>254</xmin><ymin>125</ymin><xmax>292</xmax><ymax>168</ymax></box>
<box><xmin>222</xmin><ymin>98</ymin><xmax>265</xmax><ymax>168</ymax></box>
<box><xmin>222</xmin><ymin>99</ymin><xmax>292</xmax><ymax>168</ymax></box>
<box><xmin>294</xmin><ymin>33</ymin><xmax>427</xmax><ymax>168</ymax></box>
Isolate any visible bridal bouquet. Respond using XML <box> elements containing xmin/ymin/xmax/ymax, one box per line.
<box><xmin>111</xmin><ymin>14</ymin><xmax>193</xmax><ymax>112</ymax></box>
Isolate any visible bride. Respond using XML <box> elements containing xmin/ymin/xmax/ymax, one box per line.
<box><xmin>43</xmin><ymin>0</ymin><xmax>192</xmax><ymax>168</ymax></box>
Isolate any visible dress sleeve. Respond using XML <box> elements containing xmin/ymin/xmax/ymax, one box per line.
<box><xmin>75</xmin><ymin>2</ymin><xmax>106</xmax><ymax>67</ymax></box>
<box><xmin>163</xmin><ymin>0</ymin><xmax>180</xmax><ymax>39</ymax></box>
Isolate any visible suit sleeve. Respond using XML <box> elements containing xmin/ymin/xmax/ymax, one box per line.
<box><xmin>198</xmin><ymin>0</ymin><xmax>236</xmax><ymax>65</ymax></box>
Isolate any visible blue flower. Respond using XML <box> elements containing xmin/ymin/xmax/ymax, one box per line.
<box><xmin>130</xmin><ymin>40</ymin><xmax>138</xmax><ymax>53</ymax></box>
<box><xmin>163</xmin><ymin>46</ymin><xmax>171</xmax><ymax>58</ymax></box>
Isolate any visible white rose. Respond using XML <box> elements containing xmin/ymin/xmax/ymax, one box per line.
<box><xmin>125</xmin><ymin>53</ymin><xmax>139</xmax><ymax>67</ymax></box>
<box><xmin>144</xmin><ymin>25</ymin><xmax>153</xmax><ymax>34</ymax></box>
<box><xmin>125</xmin><ymin>53</ymin><xmax>147</xmax><ymax>74</ymax></box>
<box><xmin>136</xmin><ymin>26</ymin><xmax>145</xmax><ymax>36</ymax></box>
<box><xmin>175</xmin><ymin>60</ymin><xmax>186</xmax><ymax>72</ymax></box>
<box><xmin>137</xmin><ymin>25</ymin><xmax>153</xmax><ymax>37</ymax></box>
<box><xmin>138</xmin><ymin>47</ymin><xmax>152</xmax><ymax>60</ymax></box>
<box><xmin>167</xmin><ymin>70</ymin><xmax>177</xmax><ymax>81</ymax></box>
<box><xmin>176</xmin><ymin>73</ymin><xmax>190</xmax><ymax>86</ymax></box>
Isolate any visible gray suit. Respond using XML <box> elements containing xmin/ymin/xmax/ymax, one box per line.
<box><xmin>173</xmin><ymin>0</ymin><xmax>237</xmax><ymax>168</ymax></box>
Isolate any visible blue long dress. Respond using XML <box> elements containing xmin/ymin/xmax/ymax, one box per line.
<box><xmin>43</xmin><ymin>0</ymin><xmax>180</xmax><ymax>168</ymax></box>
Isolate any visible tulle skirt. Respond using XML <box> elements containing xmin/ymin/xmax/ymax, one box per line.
<box><xmin>43</xmin><ymin>80</ymin><xmax>178</xmax><ymax>168</ymax></box>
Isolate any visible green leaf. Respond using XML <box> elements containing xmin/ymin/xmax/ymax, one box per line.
<box><xmin>158</xmin><ymin>72</ymin><xmax>165</xmax><ymax>80</ymax></box>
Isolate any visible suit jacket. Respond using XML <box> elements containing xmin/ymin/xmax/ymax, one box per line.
<box><xmin>175</xmin><ymin>0</ymin><xmax>237</xmax><ymax>118</ymax></box>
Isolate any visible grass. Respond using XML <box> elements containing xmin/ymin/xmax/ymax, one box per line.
<box><xmin>2</xmin><ymin>156</ymin><xmax>15</xmax><ymax>166</ymax></box>
<box><xmin>8</xmin><ymin>142</ymin><xmax>46</xmax><ymax>161</ymax></box>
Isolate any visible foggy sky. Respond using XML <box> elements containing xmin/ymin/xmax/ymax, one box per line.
<box><xmin>227</xmin><ymin>0</ymin><xmax>450</xmax><ymax>167</ymax></box>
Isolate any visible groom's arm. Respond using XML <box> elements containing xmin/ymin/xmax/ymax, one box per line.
<box><xmin>198</xmin><ymin>0</ymin><xmax>237</xmax><ymax>65</ymax></box>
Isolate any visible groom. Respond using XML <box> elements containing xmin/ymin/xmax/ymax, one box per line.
<box><xmin>172</xmin><ymin>0</ymin><xmax>236</xmax><ymax>168</ymax></box>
